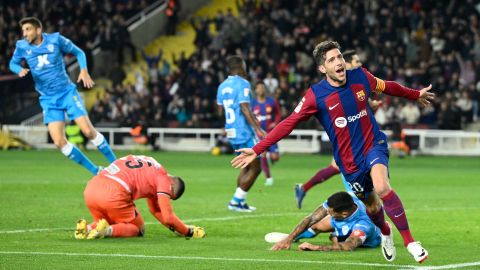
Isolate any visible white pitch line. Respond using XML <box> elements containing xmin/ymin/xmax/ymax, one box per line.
<box><xmin>413</xmin><ymin>261</ymin><xmax>480</xmax><ymax>270</ymax></box>
<box><xmin>0</xmin><ymin>213</ymin><xmax>306</xmax><ymax>234</ymax></box>
<box><xmin>0</xmin><ymin>251</ymin><xmax>418</xmax><ymax>269</ymax></box>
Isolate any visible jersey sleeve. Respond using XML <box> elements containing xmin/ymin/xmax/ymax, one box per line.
<box><xmin>216</xmin><ymin>86</ymin><xmax>223</xmax><ymax>106</ymax></box>
<box><xmin>252</xmin><ymin>88</ymin><xmax>318</xmax><ymax>155</ymax></box>
<box><xmin>361</xmin><ymin>68</ymin><xmax>420</xmax><ymax>100</ymax></box>
<box><xmin>58</xmin><ymin>34</ymin><xmax>87</xmax><ymax>69</ymax></box>
<box><xmin>237</xmin><ymin>80</ymin><xmax>251</xmax><ymax>104</ymax></box>
<box><xmin>350</xmin><ymin>221</ymin><xmax>370</xmax><ymax>244</ymax></box>
<box><xmin>9</xmin><ymin>44</ymin><xmax>24</xmax><ymax>74</ymax></box>
<box><xmin>154</xmin><ymin>171</ymin><xmax>172</xmax><ymax>197</ymax></box>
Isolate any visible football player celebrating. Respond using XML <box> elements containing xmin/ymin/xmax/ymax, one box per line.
<box><xmin>232</xmin><ymin>41</ymin><xmax>434</xmax><ymax>263</ymax></box>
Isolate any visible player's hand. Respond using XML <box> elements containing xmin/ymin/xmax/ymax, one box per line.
<box><xmin>231</xmin><ymin>148</ymin><xmax>257</xmax><ymax>169</ymax></box>
<box><xmin>368</xmin><ymin>99</ymin><xmax>382</xmax><ymax>110</ymax></box>
<box><xmin>417</xmin><ymin>84</ymin><xmax>435</xmax><ymax>107</ymax></box>
<box><xmin>298</xmin><ymin>242</ymin><xmax>319</xmax><ymax>251</ymax></box>
<box><xmin>18</xmin><ymin>68</ymin><xmax>30</xmax><ymax>78</ymax></box>
<box><xmin>186</xmin><ymin>225</ymin><xmax>206</xmax><ymax>239</ymax></box>
<box><xmin>77</xmin><ymin>69</ymin><xmax>95</xmax><ymax>89</ymax></box>
<box><xmin>271</xmin><ymin>238</ymin><xmax>292</xmax><ymax>251</ymax></box>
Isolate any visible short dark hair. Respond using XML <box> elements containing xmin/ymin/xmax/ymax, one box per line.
<box><xmin>327</xmin><ymin>191</ymin><xmax>354</xmax><ymax>213</ymax></box>
<box><xmin>19</xmin><ymin>17</ymin><xmax>43</xmax><ymax>29</ymax></box>
<box><xmin>312</xmin><ymin>41</ymin><xmax>341</xmax><ymax>66</ymax></box>
<box><xmin>343</xmin><ymin>50</ymin><xmax>357</xmax><ymax>63</ymax></box>
<box><xmin>226</xmin><ymin>55</ymin><xmax>245</xmax><ymax>72</ymax></box>
<box><xmin>173</xmin><ymin>177</ymin><xmax>185</xmax><ymax>200</ymax></box>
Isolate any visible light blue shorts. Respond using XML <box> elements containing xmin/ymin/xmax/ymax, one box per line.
<box><xmin>39</xmin><ymin>85</ymin><xmax>87</xmax><ymax>124</ymax></box>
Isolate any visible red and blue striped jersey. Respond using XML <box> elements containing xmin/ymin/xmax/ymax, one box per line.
<box><xmin>253</xmin><ymin>67</ymin><xmax>419</xmax><ymax>175</ymax></box>
<box><xmin>252</xmin><ymin>97</ymin><xmax>281</xmax><ymax>132</ymax></box>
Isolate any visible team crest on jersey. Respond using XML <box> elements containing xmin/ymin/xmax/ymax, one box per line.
<box><xmin>266</xmin><ymin>106</ymin><xmax>272</xmax><ymax>113</ymax></box>
<box><xmin>47</xmin><ymin>44</ymin><xmax>54</xmax><ymax>52</ymax></box>
<box><xmin>356</xmin><ymin>90</ymin><xmax>366</xmax><ymax>101</ymax></box>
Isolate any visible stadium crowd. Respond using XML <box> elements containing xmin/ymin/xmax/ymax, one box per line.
<box><xmin>0</xmin><ymin>0</ymin><xmax>156</xmax><ymax>76</ymax></box>
<box><xmin>5</xmin><ymin>0</ymin><xmax>480</xmax><ymax>130</ymax></box>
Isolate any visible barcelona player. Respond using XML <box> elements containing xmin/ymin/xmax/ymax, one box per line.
<box><xmin>294</xmin><ymin>50</ymin><xmax>382</xmax><ymax>209</ymax></box>
<box><xmin>270</xmin><ymin>191</ymin><xmax>381</xmax><ymax>252</ymax></box>
<box><xmin>75</xmin><ymin>155</ymin><xmax>206</xmax><ymax>239</ymax></box>
<box><xmin>232</xmin><ymin>41</ymin><xmax>434</xmax><ymax>263</ymax></box>
<box><xmin>252</xmin><ymin>81</ymin><xmax>281</xmax><ymax>186</ymax></box>
<box><xmin>217</xmin><ymin>55</ymin><xmax>266</xmax><ymax>212</ymax></box>
<box><xmin>9</xmin><ymin>17</ymin><xmax>115</xmax><ymax>175</ymax></box>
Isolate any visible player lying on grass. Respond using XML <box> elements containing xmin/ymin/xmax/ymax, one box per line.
<box><xmin>75</xmin><ymin>155</ymin><xmax>206</xmax><ymax>239</ymax></box>
<box><xmin>269</xmin><ymin>191</ymin><xmax>381</xmax><ymax>252</ymax></box>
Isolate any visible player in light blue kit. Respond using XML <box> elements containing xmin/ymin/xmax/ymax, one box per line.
<box><xmin>9</xmin><ymin>17</ymin><xmax>116</xmax><ymax>175</ymax></box>
<box><xmin>269</xmin><ymin>191</ymin><xmax>381</xmax><ymax>252</ymax></box>
<box><xmin>217</xmin><ymin>55</ymin><xmax>266</xmax><ymax>212</ymax></box>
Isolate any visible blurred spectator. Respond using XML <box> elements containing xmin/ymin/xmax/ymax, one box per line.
<box><xmin>399</xmin><ymin>102</ymin><xmax>421</xmax><ymax>125</ymax></box>
<box><xmin>165</xmin><ymin>0</ymin><xmax>181</xmax><ymax>35</ymax></box>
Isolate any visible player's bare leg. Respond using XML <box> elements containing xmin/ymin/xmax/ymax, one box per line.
<box><xmin>261</xmin><ymin>153</ymin><xmax>273</xmax><ymax>186</ymax></box>
<box><xmin>75</xmin><ymin>115</ymin><xmax>116</xmax><ymax>164</ymax></box>
<box><xmin>229</xmin><ymin>158</ymin><xmax>261</xmax><ymax>212</ymax></box>
<box><xmin>371</xmin><ymin>164</ymin><xmax>428</xmax><ymax>263</ymax></box>
<box><xmin>48</xmin><ymin>121</ymin><xmax>99</xmax><ymax>175</ymax></box>
<box><xmin>263</xmin><ymin>152</ymin><xmax>279</xmax><ymax>186</ymax></box>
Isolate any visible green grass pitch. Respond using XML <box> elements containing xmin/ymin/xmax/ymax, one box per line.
<box><xmin>0</xmin><ymin>150</ymin><xmax>479</xmax><ymax>269</ymax></box>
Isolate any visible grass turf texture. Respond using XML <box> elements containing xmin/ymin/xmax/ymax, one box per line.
<box><xmin>0</xmin><ymin>150</ymin><xmax>479</xmax><ymax>270</ymax></box>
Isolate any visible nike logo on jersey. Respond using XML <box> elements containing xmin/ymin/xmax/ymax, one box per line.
<box><xmin>329</xmin><ymin>103</ymin><xmax>339</xmax><ymax>110</ymax></box>
<box><xmin>394</xmin><ymin>212</ymin><xmax>405</xmax><ymax>218</ymax></box>
<box><xmin>369</xmin><ymin>157</ymin><xmax>380</xmax><ymax>165</ymax></box>
<box><xmin>26</xmin><ymin>49</ymin><xmax>32</xmax><ymax>55</ymax></box>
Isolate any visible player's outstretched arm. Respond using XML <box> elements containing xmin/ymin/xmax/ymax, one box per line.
<box><xmin>271</xmin><ymin>205</ymin><xmax>328</xmax><ymax>251</ymax></box>
<box><xmin>298</xmin><ymin>234</ymin><xmax>363</xmax><ymax>251</ymax></box>
<box><xmin>231</xmin><ymin>148</ymin><xmax>257</xmax><ymax>169</ymax></box>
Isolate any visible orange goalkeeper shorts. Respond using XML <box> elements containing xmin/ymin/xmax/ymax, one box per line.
<box><xmin>83</xmin><ymin>175</ymin><xmax>144</xmax><ymax>228</ymax></box>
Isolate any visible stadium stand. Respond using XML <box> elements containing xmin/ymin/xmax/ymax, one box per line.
<box><xmin>2</xmin><ymin>0</ymin><xmax>480</xmax><ymax>132</ymax></box>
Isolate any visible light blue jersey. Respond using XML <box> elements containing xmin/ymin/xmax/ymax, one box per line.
<box><xmin>323</xmin><ymin>192</ymin><xmax>381</xmax><ymax>248</ymax></box>
<box><xmin>10</xmin><ymin>32</ymin><xmax>89</xmax><ymax>124</ymax></box>
<box><xmin>9</xmin><ymin>32</ymin><xmax>86</xmax><ymax>96</ymax></box>
<box><xmin>217</xmin><ymin>75</ymin><xmax>255</xmax><ymax>145</ymax></box>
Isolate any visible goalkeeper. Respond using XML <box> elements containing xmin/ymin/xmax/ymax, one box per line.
<box><xmin>75</xmin><ymin>155</ymin><xmax>206</xmax><ymax>240</ymax></box>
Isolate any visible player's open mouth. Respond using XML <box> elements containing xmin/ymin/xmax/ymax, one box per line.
<box><xmin>335</xmin><ymin>68</ymin><xmax>345</xmax><ymax>75</ymax></box>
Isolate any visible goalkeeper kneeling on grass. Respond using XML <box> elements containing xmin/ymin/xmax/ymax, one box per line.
<box><xmin>75</xmin><ymin>155</ymin><xmax>206</xmax><ymax>240</ymax></box>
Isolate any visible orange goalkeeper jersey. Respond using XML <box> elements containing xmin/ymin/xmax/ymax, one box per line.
<box><xmin>99</xmin><ymin>155</ymin><xmax>171</xmax><ymax>200</ymax></box>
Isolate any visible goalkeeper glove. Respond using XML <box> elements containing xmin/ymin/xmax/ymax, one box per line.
<box><xmin>186</xmin><ymin>225</ymin><xmax>206</xmax><ymax>239</ymax></box>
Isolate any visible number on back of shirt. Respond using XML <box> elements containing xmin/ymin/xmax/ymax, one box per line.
<box><xmin>120</xmin><ymin>155</ymin><xmax>161</xmax><ymax>170</ymax></box>
<box><xmin>223</xmin><ymin>99</ymin><xmax>235</xmax><ymax>124</ymax></box>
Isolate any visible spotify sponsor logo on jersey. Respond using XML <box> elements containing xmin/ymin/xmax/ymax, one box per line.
<box><xmin>335</xmin><ymin>109</ymin><xmax>367</xmax><ymax>128</ymax></box>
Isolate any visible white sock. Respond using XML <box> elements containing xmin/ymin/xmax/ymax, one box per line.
<box><xmin>91</xmin><ymin>132</ymin><xmax>105</xmax><ymax>147</ymax></box>
<box><xmin>233</xmin><ymin>187</ymin><xmax>248</xmax><ymax>201</ymax></box>
<box><xmin>60</xmin><ymin>142</ymin><xmax>74</xmax><ymax>156</ymax></box>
